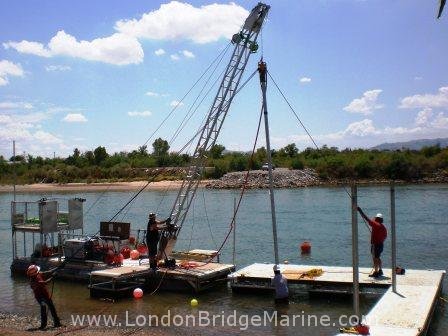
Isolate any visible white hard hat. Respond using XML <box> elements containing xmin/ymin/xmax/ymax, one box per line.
<box><xmin>273</xmin><ymin>264</ymin><xmax>280</xmax><ymax>272</ymax></box>
<box><xmin>375</xmin><ymin>213</ymin><xmax>383</xmax><ymax>219</ymax></box>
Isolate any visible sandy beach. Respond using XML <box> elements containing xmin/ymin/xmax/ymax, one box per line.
<box><xmin>0</xmin><ymin>180</ymin><xmax>209</xmax><ymax>193</ymax></box>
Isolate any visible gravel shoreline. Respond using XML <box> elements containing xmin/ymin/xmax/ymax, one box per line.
<box><xmin>205</xmin><ymin>168</ymin><xmax>448</xmax><ymax>189</ymax></box>
<box><xmin>0</xmin><ymin>312</ymin><xmax>177</xmax><ymax>335</ymax></box>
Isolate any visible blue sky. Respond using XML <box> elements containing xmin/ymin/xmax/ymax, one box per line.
<box><xmin>0</xmin><ymin>0</ymin><xmax>447</xmax><ymax>158</ymax></box>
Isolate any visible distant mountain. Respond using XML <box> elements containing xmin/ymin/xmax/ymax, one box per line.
<box><xmin>372</xmin><ymin>138</ymin><xmax>448</xmax><ymax>151</ymax></box>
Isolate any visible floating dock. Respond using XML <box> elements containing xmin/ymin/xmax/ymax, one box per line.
<box><xmin>229</xmin><ymin>263</ymin><xmax>394</xmax><ymax>290</ymax></box>
<box><xmin>89</xmin><ymin>258</ymin><xmax>234</xmax><ymax>299</ymax></box>
<box><xmin>337</xmin><ymin>268</ymin><xmax>445</xmax><ymax>336</ymax></box>
<box><xmin>229</xmin><ymin>263</ymin><xmax>445</xmax><ymax>336</ymax></box>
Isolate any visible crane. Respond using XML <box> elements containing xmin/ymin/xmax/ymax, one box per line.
<box><xmin>157</xmin><ymin>2</ymin><xmax>270</xmax><ymax>259</ymax></box>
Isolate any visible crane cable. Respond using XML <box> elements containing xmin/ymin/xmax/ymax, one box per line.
<box><xmin>266</xmin><ymin>70</ymin><xmax>371</xmax><ymax>232</ymax></box>
<box><xmin>65</xmin><ymin>43</ymin><xmax>233</xmax><ymax>227</ymax></box>
<box><xmin>169</xmin><ymin>45</ymin><xmax>230</xmax><ymax>146</ymax></box>
<box><xmin>142</xmin><ymin>42</ymin><xmax>232</xmax><ymax>147</ymax></box>
<box><xmin>199</xmin><ymin>101</ymin><xmax>265</xmax><ymax>265</ymax></box>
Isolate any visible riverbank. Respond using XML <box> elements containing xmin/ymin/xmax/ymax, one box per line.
<box><xmin>0</xmin><ymin>180</ymin><xmax>200</xmax><ymax>193</ymax></box>
<box><xmin>1</xmin><ymin>168</ymin><xmax>447</xmax><ymax>193</ymax></box>
<box><xmin>0</xmin><ymin>312</ymin><xmax>172</xmax><ymax>336</ymax></box>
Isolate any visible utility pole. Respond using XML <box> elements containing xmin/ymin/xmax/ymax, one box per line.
<box><xmin>351</xmin><ymin>183</ymin><xmax>360</xmax><ymax>323</ymax></box>
<box><xmin>13</xmin><ymin>140</ymin><xmax>17</xmax><ymax>201</ymax></box>
<box><xmin>390</xmin><ymin>181</ymin><xmax>397</xmax><ymax>293</ymax></box>
<box><xmin>259</xmin><ymin>60</ymin><xmax>279</xmax><ymax>266</ymax></box>
<box><xmin>232</xmin><ymin>197</ymin><xmax>237</xmax><ymax>267</ymax></box>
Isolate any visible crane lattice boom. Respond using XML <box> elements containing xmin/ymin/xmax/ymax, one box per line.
<box><xmin>158</xmin><ymin>3</ymin><xmax>270</xmax><ymax>259</ymax></box>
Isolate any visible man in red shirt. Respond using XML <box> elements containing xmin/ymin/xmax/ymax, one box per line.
<box><xmin>357</xmin><ymin>207</ymin><xmax>387</xmax><ymax>278</ymax></box>
<box><xmin>27</xmin><ymin>264</ymin><xmax>61</xmax><ymax>330</ymax></box>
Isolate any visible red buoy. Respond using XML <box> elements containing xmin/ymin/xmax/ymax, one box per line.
<box><xmin>105</xmin><ymin>250</ymin><xmax>115</xmax><ymax>265</ymax></box>
<box><xmin>133</xmin><ymin>288</ymin><xmax>143</xmax><ymax>299</ymax></box>
<box><xmin>300</xmin><ymin>241</ymin><xmax>311</xmax><ymax>254</ymax></box>
<box><xmin>137</xmin><ymin>243</ymin><xmax>148</xmax><ymax>255</ymax></box>
<box><xmin>114</xmin><ymin>253</ymin><xmax>124</xmax><ymax>266</ymax></box>
<box><xmin>120</xmin><ymin>246</ymin><xmax>131</xmax><ymax>259</ymax></box>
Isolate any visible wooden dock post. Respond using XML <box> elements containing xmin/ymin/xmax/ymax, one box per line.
<box><xmin>390</xmin><ymin>181</ymin><xmax>397</xmax><ymax>293</ymax></box>
<box><xmin>351</xmin><ymin>183</ymin><xmax>360</xmax><ymax>323</ymax></box>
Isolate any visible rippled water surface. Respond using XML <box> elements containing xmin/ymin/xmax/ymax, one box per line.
<box><xmin>0</xmin><ymin>184</ymin><xmax>446</xmax><ymax>335</ymax></box>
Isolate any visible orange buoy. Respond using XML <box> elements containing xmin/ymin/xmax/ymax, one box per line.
<box><xmin>300</xmin><ymin>241</ymin><xmax>311</xmax><ymax>254</ymax></box>
<box><xmin>130</xmin><ymin>249</ymin><xmax>140</xmax><ymax>260</ymax></box>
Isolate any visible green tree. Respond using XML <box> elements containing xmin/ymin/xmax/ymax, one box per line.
<box><xmin>152</xmin><ymin>138</ymin><xmax>170</xmax><ymax>157</ymax></box>
<box><xmin>138</xmin><ymin>145</ymin><xmax>148</xmax><ymax>156</ymax></box>
<box><xmin>210</xmin><ymin>144</ymin><xmax>225</xmax><ymax>159</ymax></box>
<box><xmin>93</xmin><ymin>146</ymin><xmax>109</xmax><ymax>166</ymax></box>
<box><xmin>291</xmin><ymin>157</ymin><xmax>304</xmax><ymax>170</ymax></box>
<box><xmin>283</xmin><ymin>143</ymin><xmax>298</xmax><ymax>157</ymax></box>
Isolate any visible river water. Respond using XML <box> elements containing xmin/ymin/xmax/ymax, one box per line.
<box><xmin>0</xmin><ymin>184</ymin><xmax>446</xmax><ymax>335</ymax></box>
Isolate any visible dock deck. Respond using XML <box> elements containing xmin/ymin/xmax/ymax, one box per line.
<box><xmin>89</xmin><ymin>258</ymin><xmax>235</xmax><ymax>298</ymax></box>
<box><xmin>229</xmin><ymin>263</ymin><xmax>394</xmax><ymax>289</ymax></box>
<box><xmin>229</xmin><ymin>263</ymin><xmax>445</xmax><ymax>336</ymax></box>
<box><xmin>337</xmin><ymin>268</ymin><xmax>445</xmax><ymax>336</ymax></box>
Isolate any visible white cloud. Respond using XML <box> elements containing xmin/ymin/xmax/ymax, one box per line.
<box><xmin>62</xmin><ymin>113</ymin><xmax>88</xmax><ymax>122</ymax></box>
<box><xmin>344</xmin><ymin>119</ymin><xmax>380</xmax><ymax>137</ymax></box>
<box><xmin>127</xmin><ymin>110</ymin><xmax>152</xmax><ymax>117</ymax></box>
<box><xmin>0</xmin><ymin>101</ymin><xmax>33</xmax><ymax>110</ymax></box>
<box><xmin>45</xmin><ymin>65</ymin><xmax>71</xmax><ymax>72</ymax></box>
<box><xmin>154</xmin><ymin>48</ymin><xmax>165</xmax><ymax>56</ymax></box>
<box><xmin>33</xmin><ymin>130</ymin><xmax>62</xmax><ymax>144</ymax></box>
<box><xmin>170</xmin><ymin>54</ymin><xmax>180</xmax><ymax>61</ymax></box>
<box><xmin>399</xmin><ymin>86</ymin><xmax>448</xmax><ymax>109</ymax></box>
<box><xmin>414</xmin><ymin>76</ymin><xmax>423</xmax><ymax>81</ymax></box>
<box><xmin>0</xmin><ymin>112</ymin><xmax>63</xmax><ymax>155</ymax></box>
<box><xmin>299</xmin><ymin>77</ymin><xmax>311</xmax><ymax>83</ymax></box>
<box><xmin>4</xmin><ymin>1</ymin><xmax>245</xmax><ymax>67</ymax></box>
<box><xmin>4</xmin><ymin>31</ymin><xmax>143</xmax><ymax>65</ymax></box>
<box><xmin>271</xmin><ymin>115</ymin><xmax>448</xmax><ymax>150</ymax></box>
<box><xmin>0</xmin><ymin>111</ymin><xmax>48</xmax><ymax>125</ymax></box>
<box><xmin>0</xmin><ymin>115</ymin><xmax>12</xmax><ymax>123</ymax></box>
<box><xmin>432</xmin><ymin>112</ymin><xmax>448</xmax><ymax>129</ymax></box>
<box><xmin>115</xmin><ymin>1</ymin><xmax>248</xmax><ymax>44</ymax></box>
<box><xmin>170</xmin><ymin>100</ymin><xmax>184</xmax><ymax>107</ymax></box>
<box><xmin>145</xmin><ymin>91</ymin><xmax>159</xmax><ymax>97</ymax></box>
<box><xmin>343</xmin><ymin>89</ymin><xmax>384</xmax><ymax>115</ymax></box>
<box><xmin>415</xmin><ymin>108</ymin><xmax>433</xmax><ymax>126</ymax></box>
<box><xmin>3</xmin><ymin>40</ymin><xmax>51</xmax><ymax>57</ymax></box>
<box><xmin>182</xmin><ymin>50</ymin><xmax>195</xmax><ymax>58</ymax></box>
<box><xmin>0</xmin><ymin>60</ymin><xmax>24</xmax><ymax>86</ymax></box>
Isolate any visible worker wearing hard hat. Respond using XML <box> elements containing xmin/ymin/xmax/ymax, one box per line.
<box><xmin>146</xmin><ymin>212</ymin><xmax>170</xmax><ymax>271</ymax></box>
<box><xmin>27</xmin><ymin>264</ymin><xmax>61</xmax><ymax>330</ymax></box>
<box><xmin>271</xmin><ymin>264</ymin><xmax>289</xmax><ymax>303</ymax></box>
<box><xmin>357</xmin><ymin>207</ymin><xmax>388</xmax><ymax>278</ymax></box>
